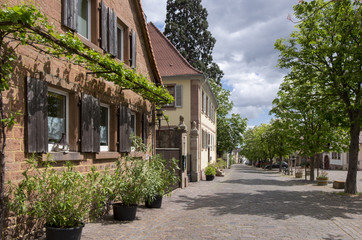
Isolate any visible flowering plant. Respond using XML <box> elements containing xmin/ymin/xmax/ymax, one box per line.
<box><xmin>316</xmin><ymin>171</ymin><xmax>328</xmax><ymax>180</ymax></box>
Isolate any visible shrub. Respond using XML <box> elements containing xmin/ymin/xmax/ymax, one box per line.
<box><xmin>7</xmin><ymin>155</ymin><xmax>97</xmax><ymax>228</ymax></box>
<box><xmin>143</xmin><ymin>155</ymin><xmax>179</xmax><ymax>203</ymax></box>
<box><xmin>316</xmin><ymin>171</ymin><xmax>329</xmax><ymax>180</ymax></box>
<box><xmin>205</xmin><ymin>165</ymin><xmax>216</xmax><ymax>176</ymax></box>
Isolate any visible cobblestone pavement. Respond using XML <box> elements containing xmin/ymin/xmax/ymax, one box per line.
<box><xmin>82</xmin><ymin>165</ymin><xmax>362</xmax><ymax>240</ymax></box>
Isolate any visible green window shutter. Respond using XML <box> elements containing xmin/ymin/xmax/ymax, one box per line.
<box><xmin>27</xmin><ymin>77</ymin><xmax>48</xmax><ymax>153</ymax></box>
<box><xmin>62</xmin><ymin>0</ymin><xmax>78</xmax><ymax>31</ymax></box>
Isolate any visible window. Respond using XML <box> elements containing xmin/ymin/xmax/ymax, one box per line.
<box><xmin>131</xmin><ymin>112</ymin><xmax>136</xmax><ymax>135</ymax></box>
<box><xmin>78</xmin><ymin>0</ymin><xmax>91</xmax><ymax>39</ymax></box>
<box><xmin>48</xmin><ymin>89</ymin><xmax>69</xmax><ymax>151</ymax></box>
<box><xmin>100</xmin><ymin>104</ymin><xmax>109</xmax><ymax>151</ymax></box>
<box><xmin>175</xmin><ymin>85</ymin><xmax>182</xmax><ymax>107</ymax></box>
<box><xmin>117</xmin><ymin>24</ymin><xmax>124</xmax><ymax>61</ymax></box>
<box><xmin>206</xmin><ymin>96</ymin><xmax>209</xmax><ymax>116</ymax></box>
<box><xmin>164</xmin><ymin>85</ymin><xmax>175</xmax><ymax>107</ymax></box>
<box><xmin>202</xmin><ymin>91</ymin><xmax>205</xmax><ymax>112</ymax></box>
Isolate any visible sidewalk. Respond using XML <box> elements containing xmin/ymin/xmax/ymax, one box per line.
<box><xmin>81</xmin><ymin>165</ymin><xmax>362</xmax><ymax>240</ymax></box>
<box><xmin>280</xmin><ymin>168</ymin><xmax>362</xmax><ymax>192</ymax></box>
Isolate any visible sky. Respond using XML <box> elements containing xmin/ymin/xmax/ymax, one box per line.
<box><xmin>141</xmin><ymin>0</ymin><xmax>298</xmax><ymax>127</ymax></box>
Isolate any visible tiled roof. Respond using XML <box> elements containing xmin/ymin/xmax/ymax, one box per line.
<box><xmin>147</xmin><ymin>22</ymin><xmax>203</xmax><ymax>77</ymax></box>
<box><xmin>135</xmin><ymin>2</ymin><xmax>163</xmax><ymax>85</ymax></box>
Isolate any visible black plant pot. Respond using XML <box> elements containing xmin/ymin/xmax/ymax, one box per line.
<box><xmin>113</xmin><ymin>203</ymin><xmax>138</xmax><ymax>221</ymax></box>
<box><xmin>206</xmin><ymin>175</ymin><xmax>215</xmax><ymax>181</ymax></box>
<box><xmin>145</xmin><ymin>195</ymin><xmax>163</xmax><ymax>208</ymax></box>
<box><xmin>45</xmin><ymin>222</ymin><xmax>84</xmax><ymax>240</ymax></box>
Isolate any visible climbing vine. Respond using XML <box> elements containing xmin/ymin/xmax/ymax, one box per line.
<box><xmin>0</xmin><ymin>4</ymin><xmax>173</xmax><ymax>238</ymax></box>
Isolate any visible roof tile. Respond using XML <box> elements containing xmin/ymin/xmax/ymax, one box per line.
<box><xmin>147</xmin><ymin>22</ymin><xmax>203</xmax><ymax>77</ymax></box>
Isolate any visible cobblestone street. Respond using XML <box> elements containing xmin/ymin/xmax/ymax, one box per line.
<box><xmin>82</xmin><ymin>164</ymin><xmax>362</xmax><ymax>240</ymax></box>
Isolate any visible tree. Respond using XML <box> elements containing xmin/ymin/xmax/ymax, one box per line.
<box><xmin>164</xmin><ymin>0</ymin><xmax>224</xmax><ymax>84</ymax></box>
<box><xmin>209</xmin><ymin>80</ymin><xmax>247</xmax><ymax>155</ymax></box>
<box><xmin>269</xmin><ymin>119</ymin><xmax>294</xmax><ymax>172</ymax></box>
<box><xmin>242</xmin><ymin>127</ymin><xmax>264</xmax><ymax>166</ymax></box>
<box><xmin>271</xmin><ymin>76</ymin><xmax>349</xmax><ymax>181</ymax></box>
<box><xmin>0</xmin><ymin>4</ymin><xmax>173</xmax><ymax>238</ymax></box>
<box><xmin>274</xmin><ymin>0</ymin><xmax>361</xmax><ymax>193</ymax></box>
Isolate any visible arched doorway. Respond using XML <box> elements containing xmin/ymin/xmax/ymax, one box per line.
<box><xmin>324</xmin><ymin>155</ymin><xmax>330</xmax><ymax>169</ymax></box>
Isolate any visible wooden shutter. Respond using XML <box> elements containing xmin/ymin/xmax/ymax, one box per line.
<box><xmin>142</xmin><ymin>113</ymin><xmax>148</xmax><ymax>146</ymax></box>
<box><xmin>27</xmin><ymin>77</ymin><xmax>48</xmax><ymax>153</ymax></box>
<box><xmin>131</xmin><ymin>29</ymin><xmax>137</xmax><ymax>68</ymax></box>
<box><xmin>108</xmin><ymin>8</ymin><xmax>117</xmax><ymax>57</ymax></box>
<box><xmin>175</xmin><ymin>85</ymin><xmax>182</xmax><ymax>107</ymax></box>
<box><xmin>119</xmin><ymin>105</ymin><xmax>131</xmax><ymax>153</ymax></box>
<box><xmin>81</xmin><ymin>94</ymin><xmax>100</xmax><ymax>152</ymax></box>
<box><xmin>101</xmin><ymin>1</ymin><xmax>108</xmax><ymax>51</ymax></box>
<box><xmin>62</xmin><ymin>0</ymin><xmax>78</xmax><ymax>31</ymax></box>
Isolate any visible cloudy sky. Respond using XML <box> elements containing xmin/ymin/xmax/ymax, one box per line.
<box><xmin>142</xmin><ymin>0</ymin><xmax>298</xmax><ymax>127</ymax></box>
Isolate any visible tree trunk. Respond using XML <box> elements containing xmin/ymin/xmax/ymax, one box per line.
<box><xmin>269</xmin><ymin>158</ymin><xmax>273</xmax><ymax>170</ymax></box>
<box><xmin>279</xmin><ymin>156</ymin><xmax>282</xmax><ymax>173</ymax></box>
<box><xmin>310</xmin><ymin>155</ymin><xmax>315</xmax><ymax>182</ymax></box>
<box><xmin>345</xmin><ymin>114</ymin><xmax>360</xmax><ymax>194</ymax></box>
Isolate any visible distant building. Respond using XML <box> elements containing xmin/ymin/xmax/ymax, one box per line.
<box><xmin>148</xmin><ymin>22</ymin><xmax>218</xmax><ymax>181</ymax></box>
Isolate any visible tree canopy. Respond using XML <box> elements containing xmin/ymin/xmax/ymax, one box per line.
<box><xmin>209</xmin><ymin>80</ymin><xmax>247</xmax><ymax>155</ymax></box>
<box><xmin>274</xmin><ymin>0</ymin><xmax>361</xmax><ymax>192</ymax></box>
<box><xmin>164</xmin><ymin>0</ymin><xmax>223</xmax><ymax>84</ymax></box>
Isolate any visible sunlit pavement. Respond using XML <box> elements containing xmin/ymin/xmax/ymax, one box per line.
<box><xmin>82</xmin><ymin>164</ymin><xmax>362</xmax><ymax>240</ymax></box>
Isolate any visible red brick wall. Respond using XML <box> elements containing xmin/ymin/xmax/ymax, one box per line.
<box><xmin>2</xmin><ymin>0</ymin><xmax>156</xmax><ymax>183</ymax></box>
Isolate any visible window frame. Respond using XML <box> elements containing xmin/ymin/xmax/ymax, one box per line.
<box><xmin>175</xmin><ymin>85</ymin><xmax>182</xmax><ymax>107</ymax></box>
<box><xmin>47</xmin><ymin>87</ymin><xmax>69</xmax><ymax>152</ymax></box>
<box><xmin>117</xmin><ymin>23</ymin><xmax>124</xmax><ymax>61</ymax></box>
<box><xmin>100</xmin><ymin>103</ymin><xmax>110</xmax><ymax>152</ymax></box>
<box><xmin>130</xmin><ymin>111</ymin><xmax>137</xmax><ymax>135</ymax></box>
<box><xmin>77</xmin><ymin>0</ymin><xmax>91</xmax><ymax>40</ymax></box>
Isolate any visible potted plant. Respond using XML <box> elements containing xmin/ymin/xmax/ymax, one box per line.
<box><xmin>111</xmin><ymin>157</ymin><xmax>147</xmax><ymax>221</ymax></box>
<box><xmin>205</xmin><ymin>165</ymin><xmax>216</xmax><ymax>181</ymax></box>
<box><xmin>316</xmin><ymin>171</ymin><xmax>329</xmax><ymax>185</ymax></box>
<box><xmin>143</xmin><ymin>155</ymin><xmax>179</xmax><ymax>208</ymax></box>
<box><xmin>7</xmin><ymin>155</ymin><xmax>96</xmax><ymax>240</ymax></box>
<box><xmin>295</xmin><ymin>169</ymin><xmax>303</xmax><ymax>178</ymax></box>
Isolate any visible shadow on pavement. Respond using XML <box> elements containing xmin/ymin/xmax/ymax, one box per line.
<box><xmin>172</xmin><ymin>190</ymin><xmax>361</xmax><ymax>220</ymax></box>
<box><xmin>221</xmin><ymin>178</ymin><xmax>309</xmax><ymax>186</ymax></box>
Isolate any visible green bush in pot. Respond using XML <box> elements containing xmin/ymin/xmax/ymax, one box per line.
<box><xmin>143</xmin><ymin>155</ymin><xmax>179</xmax><ymax>207</ymax></box>
<box><xmin>7</xmin><ymin>155</ymin><xmax>98</xmax><ymax>239</ymax></box>
<box><xmin>205</xmin><ymin>165</ymin><xmax>216</xmax><ymax>176</ymax></box>
<box><xmin>205</xmin><ymin>165</ymin><xmax>216</xmax><ymax>181</ymax></box>
<box><xmin>110</xmin><ymin>156</ymin><xmax>148</xmax><ymax>220</ymax></box>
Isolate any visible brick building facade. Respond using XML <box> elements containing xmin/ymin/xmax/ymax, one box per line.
<box><xmin>3</xmin><ymin>0</ymin><xmax>162</xmax><ymax>183</ymax></box>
